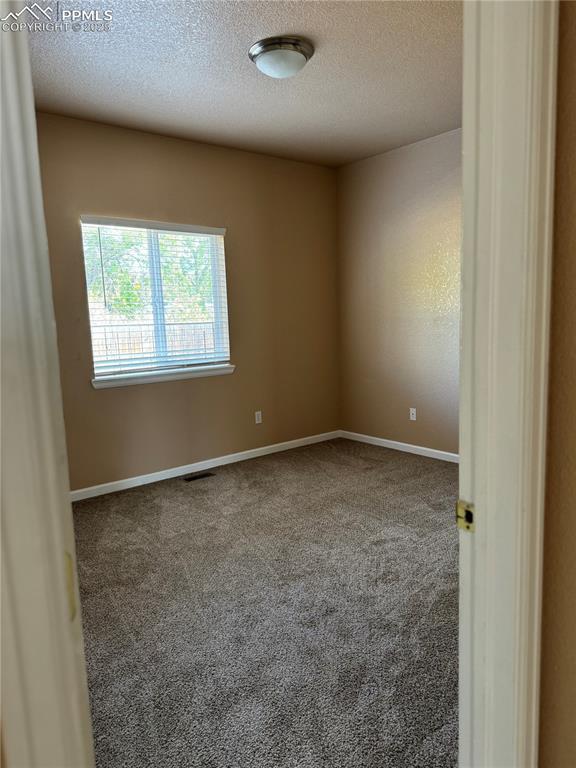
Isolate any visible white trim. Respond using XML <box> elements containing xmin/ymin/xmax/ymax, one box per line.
<box><xmin>2</xmin><ymin>12</ymin><xmax>95</xmax><ymax>766</ymax></box>
<box><xmin>340</xmin><ymin>431</ymin><xmax>459</xmax><ymax>464</ymax></box>
<box><xmin>92</xmin><ymin>363</ymin><xmax>235</xmax><ymax>388</ymax></box>
<box><xmin>70</xmin><ymin>431</ymin><xmax>341</xmax><ymax>501</ymax></box>
<box><xmin>80</xmin><ymin>215</ymin><xmax>226</xmax><ymax>236</ymax></box>
<box><xmin>460</xmin><ymin>2</ymin><xmax>558</xmax><ymax>766</ymax></box>
<box><xmin>70</xmin><ymin>430</ymin><xmax>459</xmax><ymax>502</ymax></box>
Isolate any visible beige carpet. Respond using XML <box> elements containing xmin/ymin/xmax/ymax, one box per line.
<box><xmin>74</xmin><ymin>438</ymin><xmax>458</xmax><ymax>767</ymax></box>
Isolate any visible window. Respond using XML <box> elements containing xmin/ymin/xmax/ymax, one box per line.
<box><xmin>80</xmin><ymin>217</ymin><xmax>233</xmax><ymax>388</ymax></box>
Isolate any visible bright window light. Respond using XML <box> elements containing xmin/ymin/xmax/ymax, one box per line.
<box><xmin>80</xmin><ymin>217</ymin><xmax>231</xmax><ymax>382</ymax></box>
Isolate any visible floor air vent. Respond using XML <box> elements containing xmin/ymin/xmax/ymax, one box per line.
<box><xmin>183</xmin><ymin>471</ymin><xmax>215</xmax><ymax>482</ymax></box>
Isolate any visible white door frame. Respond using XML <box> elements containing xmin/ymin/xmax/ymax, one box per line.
<box><xmin>1</xmin><ymin>2</ymin><xmax>558</xmax><ymax>766</ymax></box>
<box><xmin>459</xmin><ymin>1</ymin><xmax>558</xmax><ymax>766</ymax></box>
<box><xmin>1</xmin><ymin>12</ymin><xmax>95</xmax><ymax>768</ymax></box>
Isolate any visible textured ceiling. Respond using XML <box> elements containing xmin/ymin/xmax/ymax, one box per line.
<box><xmin>29</xmin><ymin>0</ymin><xmax>462</xmax><ymax>166</ymax></box>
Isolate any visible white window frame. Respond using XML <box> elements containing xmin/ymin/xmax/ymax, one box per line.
<box><xmin>80</xmin><ymin>216</ymin><xmax>235</xmax><ymax>388</ymax></box>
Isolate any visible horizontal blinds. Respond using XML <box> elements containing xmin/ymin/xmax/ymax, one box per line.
<box><xmin>80</xmin><ymin>220</ymin><xmax>230</xmax><ymax>377</ymax></box>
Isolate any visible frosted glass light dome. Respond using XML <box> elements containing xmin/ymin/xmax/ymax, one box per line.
<box><xmin>253</xmin><ymin>48</ymin><xmax>307</xmax><ymax>79</ymax></box>
<box><xmin>249</xmin><ymin>37</ymin><xmax>314</xmax><ymax>80</ymax></box>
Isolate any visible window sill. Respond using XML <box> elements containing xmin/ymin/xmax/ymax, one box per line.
<box><xmin>91</xmin><ymin>363</ymin><xmax>235</xmax><ymax>389</ymax></box>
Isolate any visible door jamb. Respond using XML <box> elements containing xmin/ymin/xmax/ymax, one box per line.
<box><xmin>459</xmin><ymin>2</ymin><xmax>558</xmax><ymax>765</ymax></box>
<box><xmin>1</xmin><ymin>14</ymin><xmax>95</xmax><ymax>767</ymax></box>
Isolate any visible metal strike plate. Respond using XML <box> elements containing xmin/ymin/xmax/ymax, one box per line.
<box><xmin>456</xmin><ymin>499</ymin><xmax>475</xmax><ymax>532</ymax></box>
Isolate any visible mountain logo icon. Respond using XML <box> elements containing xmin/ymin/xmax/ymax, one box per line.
<box><xmin>1</xmin><ymin>4</ymin><xmax>52</xmax><ymax>22</ymax></box>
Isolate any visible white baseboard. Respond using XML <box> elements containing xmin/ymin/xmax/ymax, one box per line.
<box><xmin>70</xmin><ymin>429</ymin><xmax>459</xmax><ymax>501</ymax></box>
<box><xmin>340</xmin><ymin>430</ymin><xmax>459</xmax><ymax>464</ymax></box>
<box><xmin>69</xmin><ymin>431</ymin><xmax>341</xmax><ymax>502</ymax></box>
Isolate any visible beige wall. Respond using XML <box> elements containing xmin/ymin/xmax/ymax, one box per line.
<box><xmin>36</xmin><ymin>113</ymin><xmax>340</xmax><ymax>490</ymax></box>
<box><xmin>37</xmin><ymin>115</ymin><xmax>461</xmax><ymax>490</ymax></box>
<box><xmin>539</xmin><ymin>3</ymin><xmax>576</xmax><ymax>765</ymax></box>
<box><xmin>337</xmin><ymin>131</ymin><xmax>461</xmax><ymax>453</ymax></box>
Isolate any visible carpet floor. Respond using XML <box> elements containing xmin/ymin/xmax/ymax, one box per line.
<box><xmin>73</xmin><ymin>438</ymin><xmax>459</xmax><ymax>768</ymax></box>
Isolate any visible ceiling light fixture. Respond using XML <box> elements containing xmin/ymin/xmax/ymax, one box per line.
<box><xmin>248</xmin><ymin>36</ymin><xmax>314</xmax><ymax>79</ymax></box>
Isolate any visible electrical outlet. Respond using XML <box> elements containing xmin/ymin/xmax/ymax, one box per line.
<box><xmin>255</xmin><ymin>410</ymin><xmax>263</xmax><ymax>424</ymax></box>
<box><xmin>409</xmin><ymin>407</ymin><xmax>417</xmax><ymax>421</ymax></box>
